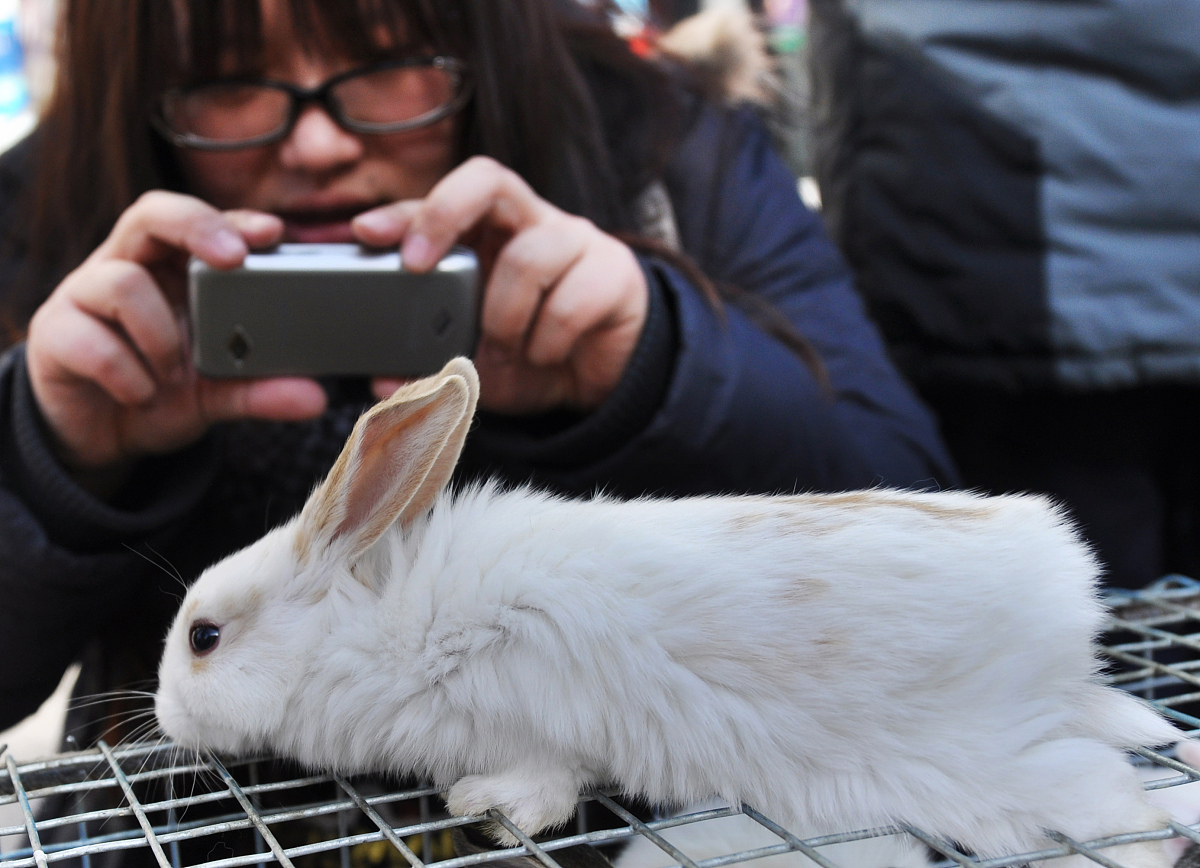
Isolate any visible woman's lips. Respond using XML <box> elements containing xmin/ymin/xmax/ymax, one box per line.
<box><xmin>278</xmin><ymin>205</ymin><xmax>375</xmax><ymax>244</ymax></box>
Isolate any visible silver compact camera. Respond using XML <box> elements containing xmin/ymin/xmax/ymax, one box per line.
<box><xmin>189</xmin><ymin>243</ymin><xmax>480</xmax><ymax>378</ymax></box>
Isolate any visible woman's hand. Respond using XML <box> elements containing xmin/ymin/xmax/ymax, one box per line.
<box><xmin>26</xmin><ymin>191</ymin><xmax>327</xmax><ymax>476</ymax></box>
<box><xmin>353</xmin><ymin>156</ymin><xmax>649</xmax><ymax>414</ymax></box>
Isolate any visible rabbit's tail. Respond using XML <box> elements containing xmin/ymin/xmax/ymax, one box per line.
<box><xmin>1072</xmin><ymin>685</ymin><xmax>1179</xmax><ymax>749</ymax></box>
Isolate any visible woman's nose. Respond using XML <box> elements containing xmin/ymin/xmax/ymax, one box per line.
<box><xmin>278</xmin><ymin>103</ymin><xmax>364</xmax><ymax>171</ymax></box>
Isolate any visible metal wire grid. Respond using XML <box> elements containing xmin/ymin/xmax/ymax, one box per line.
<box><xmin>6</xmin><ymin>577</ymin><xmax>1200</xmax><ymax>868</ymax></box>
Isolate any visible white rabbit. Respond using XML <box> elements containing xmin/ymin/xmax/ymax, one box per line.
<box><xmin>155</xmin><ymin>358</ymin><xmax>1176</xmax><ymax>868</ymax></box>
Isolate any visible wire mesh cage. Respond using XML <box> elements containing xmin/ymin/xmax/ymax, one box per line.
<box><xmin>6</xmin><ymin>577</ymin><xmax>1200</xmax><ymax>868</ymax></box>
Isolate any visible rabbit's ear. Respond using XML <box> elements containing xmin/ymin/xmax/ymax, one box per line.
<box><xmin>298</xmin><ymin>358</ymin><xmax>479</xmax><ymax>563</ymax></box>
<box><xmin>400</xmin><ymin>357</ymin><xmax>479</xmax><ymax>519</ymax></box>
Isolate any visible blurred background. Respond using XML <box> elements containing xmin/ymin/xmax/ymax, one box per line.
<box><xmin>0</xmin><ymin>0</ymin><xmax>53</xmax><ymax>153</ymax></box>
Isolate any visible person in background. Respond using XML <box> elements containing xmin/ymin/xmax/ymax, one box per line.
<box><xmin>0</xmin><ymin>0</ymin><xmax>952</xmax><ymax>739</ymax></box>
<box><xmin>808</xmin><ymin>0</ymin><xmax>1200</xmax><ymax>589</ymax></box>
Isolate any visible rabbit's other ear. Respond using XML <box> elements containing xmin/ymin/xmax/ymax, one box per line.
<box><xmin>300</xmin><ymin>357</ymin><xmax>479</xmax><ymax>562</ymax></box>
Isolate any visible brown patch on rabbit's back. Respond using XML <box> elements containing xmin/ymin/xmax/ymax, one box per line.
<box><xmin>815</xmin><ymin>491</ymin><xmax>1000</xmax><ymax>523</ymax></box>
<box><xmin>725</xmin><ymin>500</ymin><xmax>847</xmax><ymax>537</ymax></box>
<box><xmin>724</xmin><ymin>493</ymin><xmax>1004</xmax><ymax>548</ymax></box>
<box><xmin>812</xmin><ymin>632</ymin><xmax>849</xmax><ymax>665</ymax></box>
<box><xmin>777</xmin><ymin>575</ymin><xmax>831</xmax><ymax>605</ymax></box>
<box><xmin>727</xmin><ymin>510</ymin><xmax>769</xmax><ymax>531</ymax></box>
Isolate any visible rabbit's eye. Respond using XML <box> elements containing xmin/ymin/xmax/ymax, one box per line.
<box><xmin>189</xmin><ymin>622</ymin><xmax>220</xmax><ymax>656</ymax></box>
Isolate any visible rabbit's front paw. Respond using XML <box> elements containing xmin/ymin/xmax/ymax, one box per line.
<box><xmin>445</xmin><ymin>766</ymin><xmax>581</xmax><ymax>846</ymax></box>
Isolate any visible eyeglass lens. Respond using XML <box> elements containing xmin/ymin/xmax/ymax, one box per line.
<box><xmin>163</xmin><ymin>63</ymin><xmax>460</xmax><ymax>145</ymax></box>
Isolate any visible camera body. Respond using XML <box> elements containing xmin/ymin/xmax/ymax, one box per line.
<box><xmin>189</xmin><ymin>243</ymin><xmax>480</xmax><ymax>378</ymax></box>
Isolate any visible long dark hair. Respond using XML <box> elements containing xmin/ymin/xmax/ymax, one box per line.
<box><xmin>10</xmin><ymin>0</ymin><xmax>681</xmax><ymax>324</ymax></box>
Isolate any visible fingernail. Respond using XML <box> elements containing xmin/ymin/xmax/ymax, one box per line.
<box><xmin>213</xmin><ymin>229</ymin><xmax>246</xmax><ymax>259</ymax></box>
<box><xmin>402</xmin><ymin>233</ymin><xmax>433</xmax><ymax>270</ymax></box>
<box><xmin>353</xmin><ymin>210</ymin><xmax>392</xmax><ymax>235</ymax></box>
<box><xmin>247</xmin><ymin>213</ymin><xmax>280</xmax><ymax>234</ymax></box>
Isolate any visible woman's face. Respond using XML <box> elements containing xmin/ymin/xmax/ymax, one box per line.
<box><xmin>173</xmin><ymin>0</ymin><xmax>459</xmax><ymax>243</ymax></box>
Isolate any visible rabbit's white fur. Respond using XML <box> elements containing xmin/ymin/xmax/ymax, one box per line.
<box><xmin>156</xmin><ymin>359</ymin><xmax>1175</xmax><ymax>868</ymax></box>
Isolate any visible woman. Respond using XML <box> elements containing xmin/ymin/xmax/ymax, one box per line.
<box><xmin>0</xmin><ymin>0</ymin><xmax>952</xmax><ymax>737</ymax></box>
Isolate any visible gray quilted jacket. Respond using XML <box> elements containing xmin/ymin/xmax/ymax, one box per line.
<box><xmin>809</xmin><ymin>0</ymin><xmax>1200</xmax><ymax>390</ymax></box>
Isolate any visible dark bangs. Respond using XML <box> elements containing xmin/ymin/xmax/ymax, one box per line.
<box><xmin>168</xmin><ymin>0</ymin><xmax>468</xmax><ymax>85</ymax></box>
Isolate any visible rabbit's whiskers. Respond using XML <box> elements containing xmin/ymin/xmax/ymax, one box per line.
<box><xmin>123</xmin><ymin>542</ymin><xmax>189</xmax><ymax>599</ymax></box>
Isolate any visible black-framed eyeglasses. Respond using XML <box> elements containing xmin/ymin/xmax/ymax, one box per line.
<box><xmin>152</xmin><ymin>56</ymin><xmax>473</xmax><ymax>151</ymax></box>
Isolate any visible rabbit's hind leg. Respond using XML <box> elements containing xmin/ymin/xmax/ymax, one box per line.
<box><xmin>999</xmin><ymin>738</ymin><xmax>1171</xmax><ymax>868</ymax></box>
